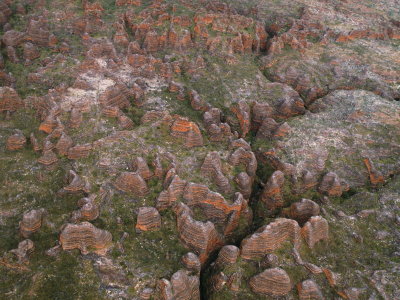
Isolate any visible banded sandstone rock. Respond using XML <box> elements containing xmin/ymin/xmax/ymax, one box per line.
<box><xmin>297</xmin><ymin>279</ymin><xmax>324</xmax><ymax>300</ymax></box>
<box><xmin>71</xmin><ymin>195</ymin><xmax>100</xmax><ymax>222</ymax></box>
<box><xmin>301</xmin><ymin>216</ymin><xmax>329</xmax><ymax>248</ymax></box>
<box><xmin>67</xmin><ymin>143</ymin><xmax>92</xmax><ymax>159</ymax></box>
<box><xmin>19</xmin><ymin>208</ymin><xmax>46</xmax><ymax>238</ymax></box>
<box><xmin>229</xmin><ymin>147</ymin><xmax>257</xmax><ymax>177</ymax></box>
<box><xmin>38</xmin><ymin>149</ymin><xmax>58</xmax><ymax>166</ymax></box>
<box><xmin>234</xmin><ymin>172</ymin><xmax>252</xmax><ymax>199</ymax></box>
<box><xmin>364</xmin><ymin>158</ymin><xmax>384</xmax><ymax>186</ymax></box>
<box><xmin>157</xmin><ymin>175</ymin><xmax>187</xmax><ymax>210</ymax></box>
<box><xmin>201</xmin><ymin>152</ymin><xmax>231</xmax><ymax>194</ymax></box>
<box><xmin>284</xmin><ymin>199</ymin><xmax>320</xmax><ymax>225</ymax></box>
<box><xmin>231</xmin><ymin>100</ymin><xmax>250</xmax><ymax>138</ymax></box>
<box><xmin>182</xmin><ymin>252</ymin><xmax>201</xmax><ymax>274</ymax></box>
<box><xmin>249</xmin><ymin>268</ymin><xmax>292</xmax><ymax>296</ymax></box>
<box><xmin>0</xmin><ymin>87</ymin><xmax>23</xmax><ymax>112</ymax></box>
<box><xmin>6</xmin><ymin>131</ymin><xmax>26</xmax><ymax>151</ymax></box>
<box><xmin>159</xmin><ymin>270</ymin><xmax>200</xmax><ymax>300</ymax></box>
<box><xmin>114</xmin><ymin>172</ymin><xmax>148</xmax><ymax>196</ymax></box>
<box><xmin>174</xmin><ymin>202</ymin><xmax>222</xmax><ymax>264</ymax></box>
<box><xmin>215</xmin><ymin>245</ymin><xmax>240</xmax><ymax>267</ymax></box>
<box><xmin>63</xmin><ymin>170</ymin><xmax>91</xmax><ymax>194</ymax></box>
<box><xmin>319</xmin><ymin>172</ymin><xmax>347</xmax><ymax>197</ymax></box>
<box><xmin>55</xmin><ymin>132</ymin><xmax>73</xmax><ymax>156</ymax></box>
<box><xmin>256</xmin><ymin>118</ymin><xmax>291</xmax><ymax>140</ymax></box>
<box><xmin>136</xmin><ymin>207</ymin><xmax>161</xmax><ymax>232</ymax></box>
<box><xmin>60</xmin><ymin>222</ymin><xmax>112</xmax><ymax>255</ymax></box>
<box><xmin>241</xmin><ymin>218</ymin><xmax>301</xmax><ymax>260</ymax></box>
<box><xmin>170</xmin><ymin>119</ymin><xmax>203</xmax><ymax>148</ymax></box>
<box><xmin>30</xmin><ymin>133</ymin><xmax>41</xmax><ymax>152</ymax></box>
<box><xmin>260</xmin><ymin>171</ymin><xmax>285</xmax><ymax>210</ymax></box>
<box><xmin>132</xmin><ymin>157</ymin><xmax>153</xmax><ymax>180</ymax></box>
<box><xmin>99</xmin><ymin>84</ymin><xmax>131</xmax><ymax>109</ymax></box>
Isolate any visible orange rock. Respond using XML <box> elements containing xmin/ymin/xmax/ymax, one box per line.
<box><xmin>322</xmin><ymin>268</ymin><xmax>337</xmax><ymax>287</ymax></box>
<box><xmin>135</xmin><ymin>207</ymin><xmax>161</xmax><ymax>232</ymax></box>
<box><xmin>229</xmin><ymin>147</ymin><xmax>257</xmax><ymax>177</ymax></box>
<box><xmin>62</xmin><ymin>170</ymin><xmax>91</xmax><ymax>194</ymax></box>
<box><xmin>0</xmin><ymin>87</ymin><xmax>23</xmax><ymax>112</ymax></box>
<box><xmin>59</xmin><ymin>222</ymin><xmax>112</xmax><ymax>256</ymax></box>
<box><xmin>71</xmin><ymin>195</ymin><xmax>99</xmax><ymax>222</ymax></box>
<box><xmin>157</xmin><ymin>175</ymin><xmax>187</xmax><ymax>210</ymax></box>
<box><xmin>318</xmin><ymin>172</ymin><xmax>347</xmax><ymax>197</ymax></box>
<box><xmin>170</xmin><ymin>118</ymin><xmax>203</xmax><ymax>148</ymax></box>
<box><xmin>284</xmin><ymin>199</ymin><xmax>320</xmax><ymax>225</ymax></box>
<box><xmin>19</xmin><ymin>209</ymin><xmax>46</xmax><ymax>238</ymax></box>
<box><xmin>67</xmin><ymin>143</ymin><xmax>92</xmax><ymax>160</ymax></box>
<box><xmin>240</xmin><ymin>218</ymin><xmax>301</xmax><ymax>260</ymax></box>
<box><xmin>55</xmin><ymin>132</ymin><xmax>73</xmax><ymax>156</ymax></box>
<box><xmin>132</xmin><ymin>157</ymin><xmax>153</xmax><ymax>180</ymax></box>
<box><xmin>114</xmin><ymin>172</ymin><xmax>149</xmax><ymax>196</ymax></box>
<box><xmin>297</xmin><ymin>279</ymin><xmax>324</xmax><ymax>300</ymax></box>
<box><xmin>250</xmin><ymin>268</ymin><xmax>292</xmax><ymax>296</ymax></box>
<box><xmin>260</xmin><ymin>171</ymin><xmax>285</xmax><ymax>210</ymax></box>
<box><xmin>363</xmin><ymin>157</ymin><xmax>384</xmax><ymax>186</ymax></box>
<box><xmin>38</xmin><ymin>149</ymin><xmax>58</xmax><ymax>166</ymax></box>
<box><xmin>6</xmin><ymin>131</ymin><xmax>26</xmax><ymax>151</ymax></box>
<box><xmin>231</xmin><ymin>100</ymin><xmax>250</xmax><ymax>138</ymax></box>
<box><xmin>301</xmin><ymin>216</ymin><xmax>329</xmax><ymax>248</ymax></box>
<box><xmin>182</xmin><ymin>252</ymin><xmax>201</xmax><ymax>274</ymax></box>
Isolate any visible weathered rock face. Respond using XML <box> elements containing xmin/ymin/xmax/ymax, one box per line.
<box><xmin>215</xmin><ymin>245</ymin><xmax>240</xmax><ymax>267</ymax></box>
<box><xmin>38</xmin><ymin>149</ymin><xmax>59</xmax><ymax>166</ymax></box>
<box><xmin>62</xmin><ymin>170</ymin><xmax>91</xmax><ymax>194</ymax></box>
<box><xmin>0</xmin><ymin>87</ymin><xmax>23</xmax><ymax>112</ymax></box>
<box><xmin>297</xmin><ymin>279</ymin><xmax>324</xmax><ymax>300</ymax></box>
<box><xmin>231</xmin><ymin>100</ymin><xmax>250</xmax><ymax>138</ymax></box>
<box><xmin>10</xmin><ymin>239</ymin><xmax>35</xmax><ymax>264</ymax></box>
<box><xmin>229</xmin><ymin>147</ymin><xmax>257</xmax><ymax>177</ymax></box>
<box><xmin>182</xmin><ymin>252</ymin><xmax>201</xmax><ymax>274</ymax></box>
<box><xmin>301</xmin><ymin>216</ymin><xmax>329</xmax><ymax>248</ymax></box>
<box><xmin>249</xmin><ymin>268</ymin><xmax>292</xmax><ymax>296</ymax></box>
<box><xmin>19</xmin><ymin>209</ymin><xmax>46</xmax><ymax>238</ymax></box>
<box><xmin>158</xmin><ymin>270</ymin><xmax>200</xmax><ymax>300</ymax></box>
<box><xmin>260</xmin><ymin>170</ymin><xmax>285</xmax><ymax>210</ymax></box>
<box><xmin>284</xmin><ymin>199</ymin><xmax>320</xmax><ymax>225</ymax></box>
<box><xmin>132</xmin><ymin>157</ymin><xmax>153</xmax><ymax>180</ymax></box>
<box><xmin>240</xmin><ymin>218</ymin><xmax>300</xmax><ymax>260</ymax></box>
<box><xmin>157</xmin><ymin>175</ymin><xmax>187</xmax><ymax>210</ymax></box>
<box><xmin>55</xmin><ymin>132</ymin><xmax>73</xmax><ymax>156</ymax></box>
<box><xmin>114</xmin><ymin>172</ymin><xmax>149</xmax><ymax>196</ymax></box>
<box><xmin>135</xmin><ymin>207</ymin><xmax>161</xmax><ymax>232</ymax></box>
<box><xmin>200</xmin><ymin>152</ymin><xmax>231</xmax><ymax>194</ymax></box>
<box><xmin>170</xmin><ymin>119</ymin><xmax>203</xmax><ymax>148</ymax></box>
<box><xmin>67</xmin><ymin>143</ymin><xmax>93</xmax><ymax>160</ymax></box>
<box><xmin>174</xmin><ymin>202</ymin><xmax>222</xmax><ymax>264</ymax></box>
<box><xmin>71</xmin><ymin>195</ymin><xmax>100</xmax><ymax>222</ymax></box>
<box><xmin>6</xmin><ymin>131</ymin><xmax>26</xmax><ymax>151</ymax></box>
<box><xmin>364</xmin><ymin>157</ymin><xmax>384</xmax><ymax>186</ymax></box>
<box><xmin>256</xmin><ymin>118</ymin><xmax>291</xmax><ymax>140</ymax></box>
<box><xmin>26</xmin><ymin>17</ymin><xmax>50</xmax><ymax>46</ymax></box>
<box><xmin>59</xmin><ymin>222</ymin><xmax>112</xmax><ymax>255</ymax></box>
<box><xmin>99</xmin><ymin>84</ymin><xmax>131</xmax><ymax>109</ymax></box>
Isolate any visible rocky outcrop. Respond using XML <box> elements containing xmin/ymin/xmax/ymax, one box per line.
<box><xmin>240</xmin><ymin>218</ymin><xmax>300</xmax><ymax>260</ymax></box>
<box><xmin>99</xmin><ymin>84</ymin><xmax>131</xmax><ymax>109</ymax></box>
<box><xmin>62</xmin><ymin>170</ymin><xmax>91</xmax><ymax>194</ymax></box>
<box><xmin>249</xmin><ymin>268</ymin><xmax>292</xmax><ymax>296</ymax></box>
<box><xmin>256</xmin><ymin>118</ymin><xmax>291</xmax><ymax>140</ymax></box>
<box><xmin>174</xmin><ymin>202</ymin><xmax>222</xmax><ymax>264</ymax></box>
<box><xmin>55</xmin><ymin>132</ymin><xmax>73</xmax><ymax>156</ymax></box>
<box><xmin>59</xmin><ymin>222</ymin><xmax>112</xmax><ymax>255</ymax></box>
<box><xmin>71</xmin><ymin>195</ymin><xmax>100</xmax><ymax>222</ymax></box>
<box><xmin>301</xmin><ymin>216</ymin><xmax>329</xmax><ymax>248</ymax></box>
<box><xmin>132</xmin><ymin>157</ymin><xmax>153</xmax><ymax>180</ymax></box>
<box><xmin>30</xmin><ymin>133</ymin><xmax>41</xmax><ymax>152</ymax></box>
<box><xmin>69</xmin><ymin>108</ymin><xmax>83</xmax><ymax>129</ymax></box>
<box><xmin>158</xmin><ymin>270</ymin><xmax>200</xmax><ymax>300</ymax></box>
<box><xmin>26</xmin><ymin>17</ymin><xmax>50</xmax><ymax>46</ymax></box>
<box><xmin>23</xmin><ymin>42</ymin><xmax>40</xmax><ymax>61</ymax></box>
<box><xmin>231</xmin><ymin>100</ymin><xmax>250</xmax><ymax>138</ymax></box>
<box><xmin>284</xmin><ymin>199</ymin><xmax>320</xmax><ymax>225</ymax></box>
<box><xmin>10</xmin><ymin>239</ymin><xmax>34</xmax><ymax>264</ymax></box>
<box><xmin>0</xmin><ymin>87</ymin><xmax>23</xmax><ymax>112</ymax></box>
<box><xmin>364</xmin><ymin>158</ymin><xmax>384</xmax><ymax>186</ymax></box>
<box><xmin>114</xmin><ymin>172</ymin><xmax>149</xmax><ymax>196</ymax></box>
<box><xmin>19</xmin><ymin>209</ymin><xmax>46</xmax><ymax>238</ymax></box>
<box><xmin>37</xmin><ymin>149</ymin><xmax>58</xmax><ymax>166</ymax></box>
<box><xmin>170</xmin><ymin>119</ymin><xmax>203</xmax><ymax>148</ymax></box>
<box><xmin>67</xmin><ymin>143</ymin><xmax>93</xmax><ymax>159</ymax></box>
<box><xmin>6</xmin><ymin>131</ymin><xmax>26</xmax><ymax>151</ymax></box>
<box><xmin>135</xmin><ymin>207</ymin><xmax>161</xmax><ymax>232</ymax></box>
<box><xmin>319</xmin><ymin>172</ymin><xmax>348</xmax><ymax>197</ymax></box>
<box><xmin>229</xmin><ymin>147</ymin><xmax>257</xmax><ymax>177</ymax></box>
<box><xmin>215</xmin><ymin>245</ymin><xmax>240</xmax><ymax>267</ymax></box>
<box><xmin>260</xmin><ymin>171</ymin><xmax>285</xmax><ymax>210</ymax></box>
<box><xmin>200</xmin><ymin>152</ymin><xmax>231</xmax><ymax>194</ymax></box>
<box><xmin>297</xmin><ymin>279</ymin><xmax>324</xmax><ymax>300</ymax></box>
<box><xmin>157</xmin><ymin>175</ymin><xmax>187</xmax><ymax>210</ymax></box>
<box><xmin>182</xmin><ymin>252</ymin><xmax>201</xmax><ymax>274</ymax></box>
<box><xmin>234</xmin><ymin>172</ymin><xmax>252</xmax><ymax>199</ymax></box>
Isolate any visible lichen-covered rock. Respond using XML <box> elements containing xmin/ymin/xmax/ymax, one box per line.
<box><xmin>6</xmin><ymin>131</ymin><xmax>26</xmax><ymax>151</ymax></box>
<box><xmin>135</xmin><ymin>207</ymin><xmax>161</xmax><ymax>232</ymax></box>
<box><xmin>174</xmin><ymin>203</ymin><xmax>222</xmax><ymax>264</ymax></box>
<box><xmin>249</xmin><ymin>268</ymin><xmax>292</xmax><ymax>296</ymax></box>
<box><xmin>284</xmin><ymin>199</ymin><xmax>320</xmax><ymax>225</ymax></box>
<box><xmin>297</xmin><ymin>279</ymin><xmax>324</xmax><ymax>300</ymax></box>
<box><xmin>215</xmin><ymin>245</ymin><xmax>240</xmax><ymax>267</ymax></box>
<box><xmin>0</xmin><ymin>87</ymin><xmax>23</xmax><ymax>112</ymax></box>
<box><xmin>59</xmin><ymin>222</ymin><xmax>112</xmax><ymax>255</ymax></box>
<box><xmin>301</xmin><ymin>216</ymin><xmax>329</xmax><ymax>248</ymax></box>
<box><xmin>240</xmin><ymin>218</ymin><xmax>300</xmax><ymax>260</ymax></box>
<box><xmin>19</xmin><ymin>209</ymin><xmax>46</xmax><ymax>238</ymax></box>
<box><xmin>260</xmin><ymin>171</ymin><xmax>285</xmax><ymax>210</ymax></box>
<box><xmin>170</xmin><ymin>119</ymin><xmax>203</xmax><ymax>148</ymax></box>
<box><xmin>114</xmin><ymin>172</ymin><xmax>148</xmax><ymax>196</ymax></box>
